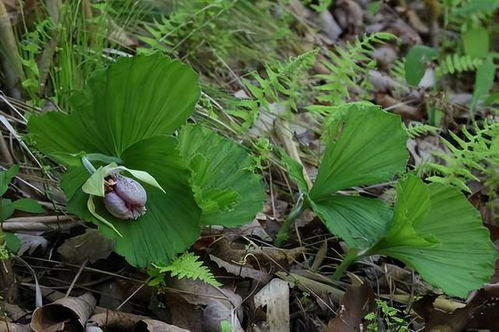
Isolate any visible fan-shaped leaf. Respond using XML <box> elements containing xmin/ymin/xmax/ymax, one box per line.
<box><xmin>309</xmin><ymin>195</ymin><xmax>392</xmax><ymax>248</ymax></box>
<box><xmin>28</xmin><ymin>54</ymin><xmax>200</xmax><ymax>158</ymax></box>
<box><xmin>178</xmin><ymin>124</ymin><xmax>264</xmax><ymax>227</ymax></box>
<box><xmin>370</xmin><ymin>175</ymin><xmax>497</xmax><ymax>298</ymax></box>
<box><xmin>310</xmin><ymin>102</ymin><xmax>408</xmax><ymax>200</ymax></box>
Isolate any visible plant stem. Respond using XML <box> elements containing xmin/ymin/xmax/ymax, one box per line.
<box><xmin>275</xmin><ymin>194</ymin><xmax>305</xmax><ymax>246</ymax></box>
<box><xmin>81</xmin><ymin>156</ymin><xmax>96</xmax><ymax>174</ymax></box>
<box><xmin>332</xmin><ymin>248</ymin><xmax>369</xmax><ymax>280</ymax></box>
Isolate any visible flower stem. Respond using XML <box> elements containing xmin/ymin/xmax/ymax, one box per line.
<box><xmin>275</xmin><ymin>194</ymin><xmax>305</xmax><ymax>246</ymax></box>
<box><xmin>81</xmin><ymin>156</ymin><xmax>96</xmax><ymax>174</ymax></box>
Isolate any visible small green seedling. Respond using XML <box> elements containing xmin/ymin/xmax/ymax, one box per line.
<box><xmin>0</xmin><ymin>166</ymin><xmax>44</xmax><ymax>257</ymax></box>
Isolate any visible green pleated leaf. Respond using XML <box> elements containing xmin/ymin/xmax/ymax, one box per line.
<box><xmin>62</xmin><ymin>136</ymin><xmax>201</xmax><ymax>267</ymax></box>
<box><xmin>371</xmin><ymin>176</ymin><xmax>497</xmax><ymax>298</ymax></box>
<box><xmin>178</xmin><ymin>124</ymin><xmax>264</xmax><ymax>227</ymax></box>
<box><xmin>379</xmin><ymin>175</ymin><xmax>435</xmax><ymax>248</ymax></box>
<box><xmin>28</xmin><ymin>54</ymin><xmax>200</xmax><ymax>158</ymax></box>
<box><xmin>309</xmin><ymin>195</ymin><xmax>392</xmax><ymax>248</ymax></box>
<box><xmin>310</xmin><ymin>102</ymin><xmax>408</xmax><ymax>201</ymax></box>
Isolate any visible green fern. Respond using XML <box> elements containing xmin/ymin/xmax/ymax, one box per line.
<box><xmin>405</xmin><ymin>122</ymin><xmax>440</xmax><ymax>138</ymax></box>
<box><xmin>420</xmin><ymin>121</ymin><xmax>499</xmax><ymax>192</ymax></box>
<box><xmin>226</xmin><ymin>49</ymin><xmax>318</xmax><ymax>130</ymax></box>
<box><xmin>308</xmin><ymin>32</ymin><xmax>396</xmax><ymax>114</ymax></box>
<box><xmin>435</xmin><ymin>54</ymin><xmax>483</xmax><ymax>76</ymax></box>
<box><xmin>244</xmin><ymin>49</ymin><xmax>318</xmax><ymax>112</ymax></box>
<box><xmin>150</xmin><ymin>252</ymin><xmax>221</xmax><ymax>287</ymax></box>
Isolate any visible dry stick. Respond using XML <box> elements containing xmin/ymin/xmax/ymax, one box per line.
<box><xmin>65</xmin><ymin>259</ymin><xmax>88</xmax><ymax>297</ymax></box>
<box><xmin>274</xmin><ymin>119</ymin><xmax>313</xmax><ymax>189</ymax></box>
<box><xmin>4</xmin><ymin>215</ymin><xmax>74</xmax><ymax>223</ymax></box>
<box><xmin>0</xmin><ymin>1</ymin><xmax>24</xmax><ymax>99</ymax></box>
<box><xmin>0</xmin><ymin>132</ymin><xmax>14</xmax><ymax>165</ymax></box>
<box><xmin>37</xmin><ymin>0</ymin><xmax>62</xmax><ymax>95</ymax></box>
<box><xmin>2</xmin><ymin>221</ymin><xmax>79</xmax><ymax>232</ymax></box>
<box><xmin>274</xmin><ymin>118</ymin><xmax>312</xmax><ymax>245</ymax></box>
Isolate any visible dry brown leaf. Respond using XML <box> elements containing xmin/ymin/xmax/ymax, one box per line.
<box><xmin>326</xmin><ymin>275</ymin><xmax>375</xmax><ymax>332</ymax></box>
<box><xmin>166</xmin><ymin>278</ymin><xmax>244</xmax><ymax>332</ymax></box>
<box><xmin>0</xmin><ymin>322</ymin><xmax>30</xmax><ymax>332</ymax></box>
<box><xmin>209</xmin><ymin>254</ymin><xmax>271</xmax><ymax>283</ymax></box>
<box><xmin>134</xmin><ymin>319</ymin><xmax>190</xmax><ymax>332</ymax></box>
<box><xmin>320</xmin><ymin>10</ymin><xmax>342</xmax><ymax>41</ymax></box>
<box><xmin>375</xmin><ymin>93</ymin><xmax>422</xmax><ymax>120</ymax></box>
<box><xmin>406</xmin><ymin>9</ymin><xmax>430</xmax><ymax>34</ymax></box>
<box><xmin>254</xmin><ymin>278</ymin><xmax>290</xmax><ymax>332</ymax></box>
<box><xmin>31</xmin><ymin>293</ymin><xmax>96</xmax><ymax>332</ymax></box>
<box><xmin>87</xmin><ymin>309</ymin><xmax>148</xmax><ymax>330</ymax></box>
<box><xmin>58</xmin><ymin>229</ymin><xmax>114</xmax><ymax>264</ymax></box>
<box><xmin>277</xmin><ymin>271</ymin><xmax>344</xmax><ymax>304</ymax></box>
<box><xmin>373</xmin><ymin>46</ymin><xmax>398</xmax><ymax>68</ymax></box>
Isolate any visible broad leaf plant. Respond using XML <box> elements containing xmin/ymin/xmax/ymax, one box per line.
<box><xmin>27</xmin><ymin>55</ymin><xmax>497</xmax><ymax>298</ymax></box>
<box><xmin>278</xmin><ymin>102</ymin><xmax>497</xmax><ymax>298</ymax></box>
<box><xmin>28</xmin><ymin>54</ymin><xmax>265</xmax><ymax>267</ymax></box>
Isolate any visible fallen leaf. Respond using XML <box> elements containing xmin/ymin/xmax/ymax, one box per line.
<box><xmin>0</xmin><ymin>323</ymin><xmax>30</xmax><ymax>332</ymax></box>
<box><xmin>31</xmin><ymin>293</ymin><xmax>96</xmax><ymax>332</ymax></box>
<box><xmin>58</xmin><ymin>229</ymin><xmax>114</xmax><ymax>264</ymax></box>
<box><xmin>326</xmin><ymin>274</ymin><xmax>375</xmax><ymax>332</ymax></box>
<box><xmin>166</xmin><ymin>278</ymin><xmax>244</xmax><ymax>332</ymax></box>
<box><xmin>134</xmin><ymin>319</ymin><xmax>190</xmax><ymax>332</ymax></box>
<box><xmin>16</xmin><ymin>233</ymin><xmax>49</xmax><ymax>256</ymax></box>
<box><xmin>209</xmin><ymin>254</ymin><xmax>271</xmax><ymax>283</ymax></box>
<box><xmin>87</xmin><ymin>309</ymin><xmax>148</xmax><ymax>330</ymax></box>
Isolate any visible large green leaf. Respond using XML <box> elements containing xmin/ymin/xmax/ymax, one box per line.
<box><xmin>310</xmin><ymin>195</ymin><xmax>392</xmax><ymax>248</ymax></box>
<box><xmin>310</xmin><ymin>102</ymin><xmax>408</xmax><ymax>200</ymax></box>
<box><xmin>62</xmin><ymin>136</ymin><xmax>202</xmax><ymax>267</ymax></box>
<box><xmin>28</xmin><ymin>54</ymin><xmax>200</xmax><ymax>158</ymax></box>
<box><xmin>370</xmin><ymin>176</ymin><xmax>497</xmax><ymax>298</ymax></box>
<box><xmin>177</xmin><ymin>124</ymin><xmax>264</xmax><ymax>226</ymax></box>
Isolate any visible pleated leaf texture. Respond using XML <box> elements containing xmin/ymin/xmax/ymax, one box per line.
<box><xmin>28</xmin><ymin>54</ymin><xmax>264</xmax><ymax>267</ymax></box>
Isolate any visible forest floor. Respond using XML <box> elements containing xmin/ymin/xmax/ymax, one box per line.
<box><xmin>0</xmin><ymin>0</ymin><xmax>498</xmax><ymax>331</ymax></box>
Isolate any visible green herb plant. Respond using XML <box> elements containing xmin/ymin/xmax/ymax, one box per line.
<box><xmin>276</xmin><ymin>101</ymin><xmax>497</xmax><ymax>298</ymax></box>
<box><xmin>365</xmin><ymin>299</ymin><xmax>409</xmax><ymax>332</ymax></box>
<box><xmin>28</xmin><ymin>54</ymin><xmax>265</xmax><ymax>268</ymax></box>
<box><xmin>0</xmin><ymin>166</ymin><xmax>44</xmax><ymax>258</ymax></box>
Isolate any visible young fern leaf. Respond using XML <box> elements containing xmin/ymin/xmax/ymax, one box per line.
<box><xmin>405</xmin><ymin>122</ymin><xmax>440</xmax><ymax>138</ymax></box>
<box><xmin>309</xmin><ymin>32</ymin><xmax>396</xmax><ymax>114</ymax></box>
<box><xmin>153</xmin><ymin>252</ymin><xmax>221</xmax><ymax>287</ymax></box>
<box><xmin>435</xmin><ymin>54</ymin><xmax>483</xmax><ymax>76</ymax></box>
<box><xmin>421</xmin><ymin>121</ymin><xmax>499</xmax><ymax>192</ymax></box>
<box><xmin>230</xmin><ymin>49</ymin><xmax>317</xmax><ymax>127</ymax></box>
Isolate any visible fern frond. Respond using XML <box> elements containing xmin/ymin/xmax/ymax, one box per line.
<box><xmin>435</xmin><ymin>54</ymin><xmax>483</xmax><ymax>76</ymax></box>
<box><xmin>422</xmin><ymin>121</ymin><xmax>499</xmax><ymax>192</ymax></box>
<box><xmin>405</xmin><ymin>122</ymin><xmax>440</xmax><ymax>138</ymax></box>
<box><xmin>225</xmin><ymin>49</ymin><xmax>318</xmax><ymax>130</ymax></box>
<box><xmin>152</xmin><ymin>252</ymin><xmax>221</xmax><ymax>287</ymax></box>
<box><xmin>313</xmin><ymin>32</ymin><xmax>397</xmax><ymax>113</ymax></box>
